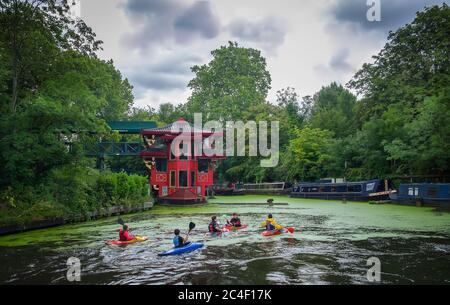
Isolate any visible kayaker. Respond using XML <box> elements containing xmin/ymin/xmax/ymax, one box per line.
<box><xmin>227</xmin><ymin>213</ymin><xmax>242</xmax><ymax>227</ymax></box>
<box><xmin>119</xmin><ymin>224</ymin><xmax>135</xmax><ymax>241</ymax></box>
<box><xmin>208</xmin><ymin>216</ymin><xmax>221</xmax><ymax>234</ymax></box>
<box><xmin>173</xmin><ymin>229</ymin><xmax>188</xmax><ymax>248</ymax></box>
<box><xmin>261</xmin><ymin>214</ymin><xmax>283</xmax><ymax>231</ymax></box>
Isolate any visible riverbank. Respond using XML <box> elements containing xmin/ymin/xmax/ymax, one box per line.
<box><xmin>0</xmin><ymin>168</ymin><xmax>152</xmax><ymax>235</ymax></box>
<box><xmin>0</xmin><ymin>201</ymin><xmax>154</xmax><ymax>236</ymax></box>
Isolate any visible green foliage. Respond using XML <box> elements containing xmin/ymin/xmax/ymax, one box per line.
<box><xmin>281</xmin><ymin>128</ymin><xmax>333</xmax><ymax>181</ymax></box>
<box><xmin>0</xmin><ymin>0</ymin><xmax>103</xmax><ymax>112</ymax></box>
<box><xmin>344</xmin><ymin>4</ymin><xmax>450</xmax><ymax>179</ymax></box>
<box><xmin>0</xmin><ymin>167</ymin><xmax>149</xmax><ymax>226</ymax></box>
<box><xmin>309</xmin><ymin>82</ymin><xmax>357</xmax><ymax>138</ymax></box>
<box><xmin>187</xmin><ymin>41</ymin><xmax>271</xmax><ymax>121</ymax></box>
<box><xmin>349</xmin><ymin>4</ymin><xmax>450</xmax><ymax>118</ymax></box>
<box><xmin>0</xmin><ymin>1</ymin><xmax>145</xmax><ymax>226</ymax></box>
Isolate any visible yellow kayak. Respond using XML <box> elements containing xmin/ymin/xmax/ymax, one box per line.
<box><xmin>106</xmin><ymin>236</ymin><xmax>148</xmax><ymax>246</ymax></box>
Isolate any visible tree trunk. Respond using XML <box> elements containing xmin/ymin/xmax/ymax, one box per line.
<box><xmin>11</xmin><ymin>56</ymin><xmax>18</xmax><ymax>112</ymax></box>
<box><xmin>10</xmin><ymin>0</ymin><xmax>20</xmax><ymax>113</ymax></box>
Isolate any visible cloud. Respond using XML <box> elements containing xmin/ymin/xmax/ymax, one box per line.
<box><xmin>125</xmin><ymin>54</ymin><xmax>201</xmax><ymax>98</ymax></box>
<box><xmin>329</xmin><ymin>49</ymin><xmax>353</xmax><ymax>72</ymax></box>
<box><xmin>329</xmin><ymin>0</ymin><xmax>447</xmax><ymax>34</ymax></box>
<box><xmin>227</xmin><ymin>16</ymin><xmax>287</xmax><ymax>54</ymax></box>
<box><xmin>122</xmin><ymin>0</ymin><xmax>220</xmax><ymax>51</ymax></box>
<box><xmin>174</xmin><ymin>1</ymin><xmax>220</xmax><ymax>43</ymax></box>
<box><xmin>314</xmin><ymin>49</ymin><xmax>356</xmax><ymax>85</ymax></box>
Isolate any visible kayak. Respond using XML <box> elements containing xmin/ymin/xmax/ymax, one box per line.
<box><xmin>158</xmin><ymin>242</ymin><xmax>204</xmax><ymax>256</ymax></box>
<box><xmin>222</xmin><ymin>224</ymin><xmax>249</xmax><ymax>232</ymax></box>
<box><xmin>106</xmin><ymin>236</ymin><xmax>148</xmax><ymax>246</ymax></box>
<box><xmin>261</xmin><ymin>227</ymin><xmax>295</xmax><ymax>237</ymax></box>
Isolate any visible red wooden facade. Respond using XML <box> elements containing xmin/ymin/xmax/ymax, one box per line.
<box><xmin>139</xmin><ymin>118</ymin><xmax>224</xmax><ymax>204</ymax></box>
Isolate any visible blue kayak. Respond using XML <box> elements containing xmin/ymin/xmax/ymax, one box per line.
<box><xmin>158</xmin><ymin>242</ymin><xmax>204</xmax><ymax>256</ymax></box>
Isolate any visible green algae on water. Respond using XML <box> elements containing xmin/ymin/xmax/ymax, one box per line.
<box><xmin>1</xmin><ymin>195</ymin><xmax>449</xmax><ymax>248</ymax></box>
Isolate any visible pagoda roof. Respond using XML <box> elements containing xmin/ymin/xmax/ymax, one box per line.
<box><xmin>141</xmin><ymin>118</ymin><xmax>218</xmax><ymax>136</ymax></box>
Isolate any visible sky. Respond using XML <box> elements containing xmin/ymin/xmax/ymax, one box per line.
<box><xmin>75</xmin><ymin>0</ymin><xmax>448</xmax><ymax>108</ymax></box>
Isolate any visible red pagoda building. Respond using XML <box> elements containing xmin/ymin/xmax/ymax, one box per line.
<box><xmin>139</xmin><ymin>118</ymin><xmax>225</xmax><ymax>204</ymax></box>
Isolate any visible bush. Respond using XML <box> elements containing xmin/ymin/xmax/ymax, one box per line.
<box><xmin>0</xmin><ymin>166</ymin><xmax>150</xmax><ymax>226</ymax></box>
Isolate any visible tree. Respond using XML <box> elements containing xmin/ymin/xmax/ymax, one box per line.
<box><xmin>187</xmin><ymin>41</ymin><xmax>271</xmax><ymax>121</ymax></box>
<box><xmin>276</xmin><ymin>87</ymin><xmax>306</xmax><ymax>132</ymax></box>
<box><xmin>345</xmin><ymin>4</ymin><xmax>450</xmax><ymax>178</ymax></box>
<box><xmin>0</xmin><ymin>52</ymin><xmax>135</xmax><ymax>187</ymax></box>
<box><xmin>281</xmin><ymin>128</ymin><xmax>333</xmax><ymax>181</ymax></box>
<box><xmin>348</xmin><ymin>4</ymin><xmax>450</xmax><ymax>119</ymax></box>
<box><xmin>309</xmin><ymin>82</ymin><xmax>357</xmax><ymax>138</ymax></box>
<box><xmin>0</xmin><ymin>0</ymin><xmax>102</xmax><ymax>113</ymax></box>
<box><xmin>0</xmin><ymin>2</ymin><xmax>131</xmax><ymax>189</ymax></box>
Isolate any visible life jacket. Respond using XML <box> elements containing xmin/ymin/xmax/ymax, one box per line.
<box><xmin>266</xmin><ymin>223</ymin><xmax>276</xmax><ymax>230</ymax></box>
<box><xmin>260</xmin><ymin>218</ymin><xmax>282</xmax><ymax>230</ymax></box>
<box><xmin>209</xmin><ymin>221</ymin><xmax>219</xmax><ymax>232</ymax></box>
<box><xmin>230</xmin><ymin>217</ymin><xmax>241</xmax><ymax>227</ymax></box>
<box><xmin>119</xmin><ymin>229</ymin><xmax>134</xmax><ymax>241</ymax></box>
<box><xmin>173</xmin><ymin>235</ymin><xmax>184</xmax><ymax>248</ymax></box>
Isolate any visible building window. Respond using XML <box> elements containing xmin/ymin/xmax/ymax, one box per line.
<box><xmin>156</xmin><ymin>159</ymin><xmax>167</xmax><ymax>172</ymax></box>
<box><xmin>179</xmin><ymin>171</ymin><xmax>188</xmax><ymax>187</ymax></box>
<box><xmin>366</xmin><ymin>182</ymin><xmax>376</xmax><ymax>192</ymax></box>
<box><xmin>408</xmin><ymin>187</ymin><xmax>414</xmax><ymax>196</ymax></box>
<box><xmin>191</xmin><ymin>171</ymin><xmax>196</xmax><ymax>187</ymax></box>
<box><xmin>170</xmin><ymin>170</ymin><xmax>176</xmax><ymax>188</ymax></box>
<box><xmin>179</xmin><ymin>141</ymin><xmax>188</xmax><ymax>160</ymax></box>
<box><xmin>198</xmin><ymin>159</ymin><xmax>209</xmax><ymax>173</ymax></box>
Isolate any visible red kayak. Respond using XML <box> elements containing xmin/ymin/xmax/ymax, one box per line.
<box><xmin>222</xmin><ymin>224</ymin><xmax>249</xmax><ymax>232</ymax></box>
<box><xmin>261</xmin><ymin>227</ymin><xmax>295</xmax><ymax>237</ymax></box>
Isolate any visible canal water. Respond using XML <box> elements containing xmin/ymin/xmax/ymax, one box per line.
<box><xmin>1</xmin><ymin>195</ymin><xmax>449</xmax><ymax>284</ymax></box>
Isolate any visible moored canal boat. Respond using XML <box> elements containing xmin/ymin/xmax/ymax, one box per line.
<box><xmin>291</xmin><ymin>179</ymin><xmax>395</xmax><ymax>201</ymax></box>
<box><xmin>389</xmin><ymin>183</ymin><xmax>450</xmax><ymax>208</ymax></box>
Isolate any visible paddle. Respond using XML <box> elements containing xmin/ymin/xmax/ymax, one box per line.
<box><xmin>188</xmin><ymin>222</ymin><xmax>196</xmax><ymax>234</ymax></box>
<box><xmin>185</xmin><ymin>222</ymin><xmax>195</xmax><ymax>244</ymax></box>
<box><xmin>117</xmin><ymin>218</ymin><xmax>125</xmax><ymax>226</ymax></box>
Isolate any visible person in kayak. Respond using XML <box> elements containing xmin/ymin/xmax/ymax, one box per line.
<box><xmin>261</xmin><ymin>214</ymin><xmax>284</xmax><ymax>231</ymax></box>
<box><xmin>208</xmin><ymin>216</ymin><xmax>222</xmax><ymax>234</ymax></box>
<box><xmin>173</xmin><ymin>229</ymin><xmax>189</xmax><ymax>248</ymax></box>
<box><xmin>227</xmin><ymin>213</ymin><xmax>242</xmax><ymax>227</ymax></box>
<box><xmin>119</xmin><ymin>224</ymin><xmax>135</xmax><ymax>241</ymax></box>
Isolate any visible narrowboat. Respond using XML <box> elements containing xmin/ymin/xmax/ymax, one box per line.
<box><xmin>291</xmin><ymin>179</ymin><xmax>395</xmax><ymax>201</ymax></box>
<box><xmin>389</xmin><ymin>183</ymin><xmax>450</xmax><ymax>207</ymax></box>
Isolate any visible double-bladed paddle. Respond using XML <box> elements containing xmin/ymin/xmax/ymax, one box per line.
<box><xmin>188</xmin><ymin>222</ymin><xmax>195</xmax><ymax>234</ymax></box>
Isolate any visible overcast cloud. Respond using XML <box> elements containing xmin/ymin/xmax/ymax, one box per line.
<box><xmin>329</xmin><ymin>0</ymin><xmax>447</xmax><ymax>34</ymax></box>
<box><xmin>79</xmin><ymin>0</ymin><xmax>449</xmax><ymax>108</ymax></box>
